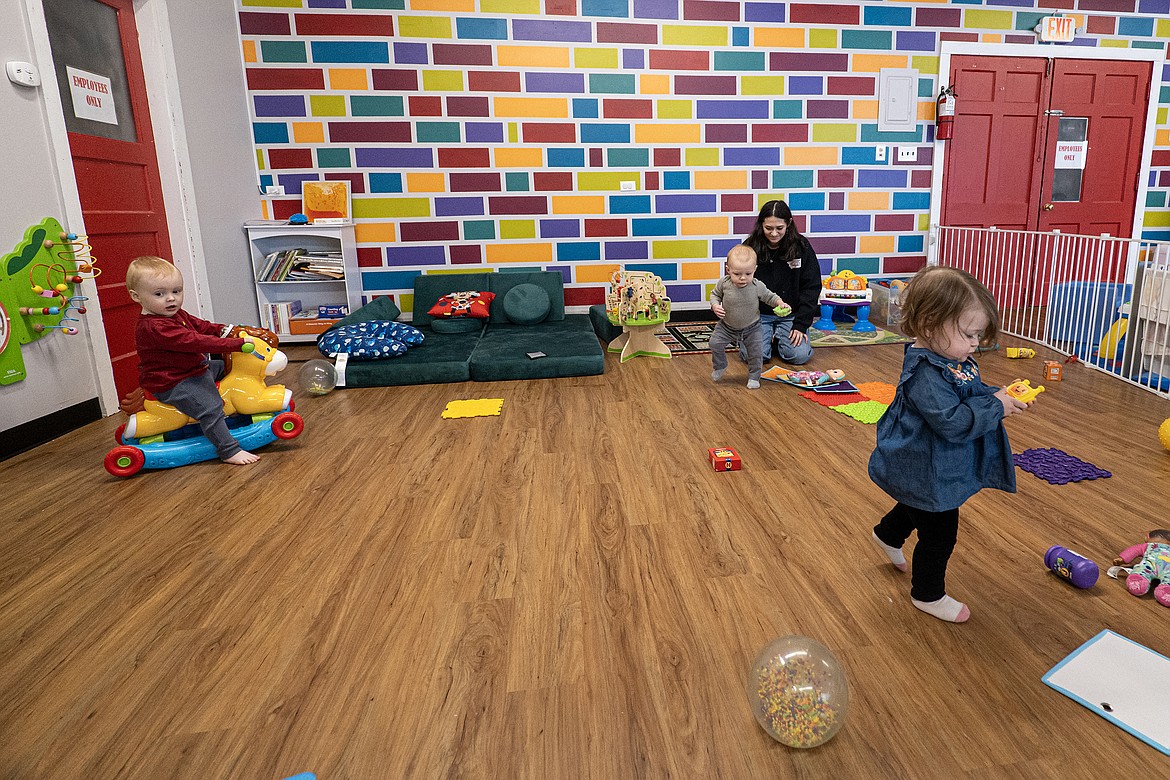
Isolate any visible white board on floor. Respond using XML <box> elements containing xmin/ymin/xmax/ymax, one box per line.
<box><xmin>1042</xmin><ymin>629</ymin><xmax>1170</xmax><ymax>756</ymax></box>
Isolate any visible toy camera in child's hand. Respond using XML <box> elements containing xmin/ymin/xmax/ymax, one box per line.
<box><xmin>1006</xmin><ymin>379</ymin><xmax>1044</xmax><ymax>402</ymax></box>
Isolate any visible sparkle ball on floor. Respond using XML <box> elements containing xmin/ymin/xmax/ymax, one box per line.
<box><xmin>747</xmin><ymin>635</ymin><xmax>849</xmax><ymax>748</ymax></box>
<box><xmin>1160</xmin><ymin>417</ymin><xmax>1170</xmax><ymax>453</ymax></box>
<box><xmin>299</xmin><ymin>359</ymin><xmax>337</xmax><ymax>395</ymax></box>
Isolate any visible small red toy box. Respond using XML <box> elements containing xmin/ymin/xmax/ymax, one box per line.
<box><xmin>709</xmin><ymin>447</ymin><xmax>741</xmax><ymax>472</ymax></box>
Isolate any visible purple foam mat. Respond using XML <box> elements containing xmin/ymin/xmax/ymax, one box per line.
<box><xmin>1014</xmin><ymin>448</ymin><xmax>1111</xmax><ymax>485</ymax></box>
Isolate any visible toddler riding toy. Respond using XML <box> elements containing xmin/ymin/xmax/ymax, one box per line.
<box><xmin>104</xmin><ymin>327</ymin><xmax>303</xmax><ymax>477</ymax></box>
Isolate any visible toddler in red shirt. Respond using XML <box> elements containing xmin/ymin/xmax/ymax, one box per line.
<box><xmin>127</xmin><ymin>256</ymin><xmax>259</xmax><ymax>465</ymax></box>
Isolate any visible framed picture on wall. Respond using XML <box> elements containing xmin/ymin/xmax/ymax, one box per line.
<box><xmin>301</xmin><ymin>180</ymin><xmax>351</xmax><ymax>224</ymax></box>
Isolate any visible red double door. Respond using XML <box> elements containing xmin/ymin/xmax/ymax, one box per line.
<box><xmin>940</xmin><ymin>56</ymin><xmax>1151</xmax><ymax>306</ymax></box>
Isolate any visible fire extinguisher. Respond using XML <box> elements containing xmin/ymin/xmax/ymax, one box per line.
<box><xmin>936</xmin><ymin>86</ymin><xmax>957</xmax><ymax>141</ymax></box>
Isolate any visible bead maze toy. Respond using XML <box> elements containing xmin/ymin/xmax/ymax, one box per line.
<box><xmin>605</xmin><ymin>270</ymin><xmax>673</xmax><ymax>362</ymax></box>
<box><xmin>105</xmin><ymin>328</ymin><xmax>303</xmax><ymax>477</ymax></box>
<box><xmin>0</xmin><ymin>218</ymin><xmax>95</xmax><ymax>385</ymax></box>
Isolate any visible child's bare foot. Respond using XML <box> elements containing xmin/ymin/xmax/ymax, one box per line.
<box><xmin>871</xmin><ymin>530</ymin><xmax>908</xmax><ymax>571</ymax></box>
<box><xmin>912</xmin><ymin>595</ymin><xmax>969</xmax><ymax>623</ymax></box>
<box><xmin>223</xmin><ymin>450</ymin><xmax>260</xmax><ymax>465</ymax></box>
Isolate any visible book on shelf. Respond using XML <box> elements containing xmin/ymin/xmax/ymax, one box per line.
<box><xmin>258</xmin><ymin>248</ymin><xmax>344</xmax><ymax>282</ymax></box>
<box><xmin>261</xmin><ymin>299</ymin><xmax>303</xmax><ymax>333</ymax></box>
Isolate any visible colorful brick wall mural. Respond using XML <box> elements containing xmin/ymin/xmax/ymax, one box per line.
<box><xmin>238</xmin><ymin>0</ymin><xmax>1170</xmax><ymax>312</ymax></box>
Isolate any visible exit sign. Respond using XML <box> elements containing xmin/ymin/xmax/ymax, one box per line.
<box><xmin>1036</xmin><ymin>16</ymin><xmax>1076</xmax><ymax>43</ymax></box>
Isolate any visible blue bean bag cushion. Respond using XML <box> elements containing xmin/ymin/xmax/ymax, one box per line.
<box><xmin>317</xmin><ymin>320</ymin><xmax>424</xmax><ymax>360</ymax></box>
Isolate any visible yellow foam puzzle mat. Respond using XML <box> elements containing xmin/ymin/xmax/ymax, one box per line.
<box><xmin>441</xmin><ymin>398</ymin><xmax>504</xmax><ymax>419</ymax></box>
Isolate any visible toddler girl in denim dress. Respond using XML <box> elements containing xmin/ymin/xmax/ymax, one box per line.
<box><xmin>868</xmin><ymin>266</ymin><xmax>1031</xmax><ymax>623</ymax></box>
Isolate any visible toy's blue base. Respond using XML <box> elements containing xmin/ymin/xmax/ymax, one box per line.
<box><xmin>110</xmin><ymin>407</ymin><xmax>300</xmax><ymax>474</ymax></box>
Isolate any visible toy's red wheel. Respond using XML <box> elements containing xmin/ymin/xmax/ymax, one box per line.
<box><xmin>272</xmin><ymin>411</ymin><xmax>304</xmax><ymax>440</ymax></box>
<box><xmin>114</xmin><ymin>423</ymin><xmax>126</xmax><ymax>444</ymax></box>
<box><xmin>288</xmin><ymin>399</ymin><xmax>296</xmax><ymax>412</ymax></box>
<box><xmin>104</xmin><ymin>445</ymin><xmax>145</xmax><ymax>477</ymax></box>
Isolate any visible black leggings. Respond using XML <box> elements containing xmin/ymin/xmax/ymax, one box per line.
<box><xmin>874</xmin><ymin>503</ymin><xmax>960</xmax><ymax>603</ymax></box>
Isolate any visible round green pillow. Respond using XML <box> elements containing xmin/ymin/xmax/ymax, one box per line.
<box><xmin>503</xmin><ymin>283</ymin><xmax>551</xmax><ymax>325</ymax></box>
<box><xmin>431</xmin><ymin>317</ymin><xmax>482</xmax><ymax>334</ymax></box>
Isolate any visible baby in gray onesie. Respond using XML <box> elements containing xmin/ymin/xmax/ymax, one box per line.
<box><xmin>709</xmin><ymin>244</ymin><xmax>791</xmax><ymax>389</ymax></box>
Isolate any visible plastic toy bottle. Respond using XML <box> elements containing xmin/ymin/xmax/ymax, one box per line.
<box><xmin>1044</xmin><ymin>545</ymin><xmax>1099</xmax><ymax>588</ymax></box>
<box><xmin>1005</xmin><ymin>347</ymin><xmax>1036</xmax><ymax>359</ymax></box>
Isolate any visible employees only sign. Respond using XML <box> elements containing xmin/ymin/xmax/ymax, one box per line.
<box><xmin>1055</xmin><ymin>140</ymin><xmax>1086</xmax><ymax>170</ymax></box>
<box><xmin>67</xmin><ymin>66</ymin><xmax>117</xmax><ymax>125</ymax></box>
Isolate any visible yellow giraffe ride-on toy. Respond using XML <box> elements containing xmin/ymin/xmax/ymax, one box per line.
<box><xmin>120</xmin><ymin>326</ymin><xmax>292</xmax><ymax>439</ymax></box>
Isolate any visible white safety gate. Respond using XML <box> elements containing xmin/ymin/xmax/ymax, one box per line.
<box><xmin>931</xmin><ymin>226</ymin><xmax>1170</xmax><ymax>399</ymax></box>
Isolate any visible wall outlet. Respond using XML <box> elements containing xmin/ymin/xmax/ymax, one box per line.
<box><xmin>264</xmin><ymin>185</ymin><xmax>285</xmax><ymax>195</ymax></box>
<box><xmin>897</xmin><ymin>147</ymin><xmax>917</xmax><ymax>163</ymax></box>
<box><xmin>619</xmin><ymin>180</ymin><xmax>636</xmax><ymax>191</ymax></box>
<box><xmin>875</xmin><ymin>145</ymin><xmax>887</xmax><ymax>162</ymax></box>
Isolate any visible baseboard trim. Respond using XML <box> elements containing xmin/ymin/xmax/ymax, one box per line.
<box><xmin>1</xmin><ymin>398</ymin><xmax>103</xmax><ymax>461</ymax></box>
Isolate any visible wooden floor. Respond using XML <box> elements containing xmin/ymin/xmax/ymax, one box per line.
<box><xmin>3</xmin><ymin>336</ymin><xmax>1169</xmax><ymax>778</ymax></box>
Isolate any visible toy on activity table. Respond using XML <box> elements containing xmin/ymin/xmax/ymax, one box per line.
<box><xmin>1045</xmin><ymin>545</ymin><xmax>1099</xmax><ymax>588</ymax></box>
<box><xmin>1005</xmin><ymin>347</ymin><xmax>1035</xmax><ymax>359</ymax></box>
<box><xmin>1112</xmin><ymin>530</ymin><xmax>1170</xmax><ymax>607</ymax></box>
<box><xmin>1006</xmin><ymin>379</ymin><xmax>1045</xmax><ymax>403</ymax></box>
<box><xmin>104</xmin><ymin>327</ymin><xmax>303</xmax><ymax>477</ymax></box>
<box><xmin>812</xmin><ymin>270</ymin><xmax>876</xmax><ymax>334</ymax></box>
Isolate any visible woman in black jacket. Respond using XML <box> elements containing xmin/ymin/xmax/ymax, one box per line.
<box><xmin>741</xmin><ymin>200</ymin><xmax>823</xmax><ymax>365</ymax></box>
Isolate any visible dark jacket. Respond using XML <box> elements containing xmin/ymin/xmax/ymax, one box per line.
<box><xmin>751</xmin><ymin>237</ymin><xmax>822</xmax><ymax>333</ymax></box>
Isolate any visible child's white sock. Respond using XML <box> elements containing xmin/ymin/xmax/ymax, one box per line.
<box><xmin>871</xmin><ymin>531</ymin><xmax>908</xmax><ymax>572</ymax></box>
<box><xmin>712</xmin><ymin>369</ymin><xmax>725</xmax><ymax>382</ymax></box>
<box><xmin>912</xmin><ymin>595</ymin><xmax>970</xmax><ymax>623</ymax></box>
<box><xmin>746</xmin><ymin>379</ymin><xmax>760</xmax><ymax>389</ymax></box>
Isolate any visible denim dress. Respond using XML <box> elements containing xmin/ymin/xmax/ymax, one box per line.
<box><xmin>869</xmin><ymin>346</ymin><xmax>1016</xmax><ymax>512</ymax></box>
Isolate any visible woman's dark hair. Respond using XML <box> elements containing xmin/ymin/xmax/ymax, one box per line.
<box><xmin>743</xmin><ymin>200</ymin><xmax>804</xmax><ymax>264</ymax></box>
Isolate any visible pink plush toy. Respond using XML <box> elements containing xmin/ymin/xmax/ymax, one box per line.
<box><xmin>1113</xmin><ymin>529</ymin><xmax>1170</xmax><ymax>607</ymax></box>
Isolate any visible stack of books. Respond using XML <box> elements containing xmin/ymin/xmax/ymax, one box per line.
<box><xmin>258</xmin><ymin>249</ymin><xmax>344</xmax><ymax>282</ymax></box>
<box><xmin>261</xmin><ymin>299</ymin><xmax>302</xmax><ymax>333</ymax></box>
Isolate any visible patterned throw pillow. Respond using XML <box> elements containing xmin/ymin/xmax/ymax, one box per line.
<box><xmin>427</xmin><ymin>290</ymin><xmax>495</xmax><ymax>319</ymax></box>
<box><xmin>317</xmin><ymin>321</ymin><xmax>424</xmax><ymax>360</ymax></box>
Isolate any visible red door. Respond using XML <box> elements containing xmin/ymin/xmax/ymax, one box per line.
<box><xmin>1038</xmin><ymin>59</ymin><xmax>1151</xmax><ymax>237</ymax></box>
<box><xmin>43</xmin><ymin>0</ymin><xmax>172</xmax><ymax>398</ymax></box>
<box><xmin>941</xmin><ymin>56</ymin><xmax>1049</xmax><ymax>232</ymax></box>
<box><xmin>941</xmin><ymin>55</ymin><xmax>1151</xmax><ymax>308</ymax></box>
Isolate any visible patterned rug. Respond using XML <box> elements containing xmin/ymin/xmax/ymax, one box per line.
<box><xmin>654</xmin><ymin>322</ymin><xmax>733</xmax><ymax>355</ymax></box>
<box><xmin>654</xmin><ymin>321</ymin><xmax>909</xmax><ymax>354</ymax></box>
<box><xmin>807</xmin><ymin>322</ymin><xmax>910</xmax><ymax>348</ymax></box>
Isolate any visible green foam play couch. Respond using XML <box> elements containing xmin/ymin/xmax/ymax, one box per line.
<box><xmin>319</xmin><ymin>270</ymin><xmax>605</xmax><ymax>387</ymax></box>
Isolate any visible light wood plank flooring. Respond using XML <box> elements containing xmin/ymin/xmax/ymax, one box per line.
<box><xmin>3</xmin><ymin>336</ymin><xmax>1169</xmax><ymax>778</ymax></box>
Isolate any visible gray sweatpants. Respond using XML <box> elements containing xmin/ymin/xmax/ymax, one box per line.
<box><xmin>710</xmin><ymin>319</ymin><xmax>764</xmax><ymax>381</ymax></box>
<box><xmin>154</xmin><ymin>359</ymin><xmax>241</xmax><ymax>460</ymax></box>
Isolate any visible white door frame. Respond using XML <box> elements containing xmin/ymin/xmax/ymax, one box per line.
<box><xmin>928</xmin><ymin>42</ymin><xmax>1165</xmax><ymax>264</ymax></box>
<box><xmin>22</xmin><ymin>0</ymin><xmax>206</xmax><ymax>416</ymax></box>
